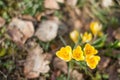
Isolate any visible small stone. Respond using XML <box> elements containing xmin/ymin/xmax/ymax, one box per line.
<box><xmin>35</xmin><ymin>20</ymin><xmax>59</xmax><ymax>42</ymax></box>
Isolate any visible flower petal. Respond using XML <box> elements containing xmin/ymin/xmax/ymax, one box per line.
<box><xmin>70</xmin><ymin>30</ymin><xmax>79</xmax><ymax>43</ymax></box>
<box><xmin>72</xmin><ymin>46</ymin><xmax>84</xmax><ymax>61</ymax></box>
<box><xmin>56</xmin><ymin>46</ymin><xmax>72</xmax><ymax>61</ymax></box>
<box><xmin>86</xmin><ymin>55</ymin><xmax>100</xmax><ymax>69</ymax></box>
<box><xmin>84</xmin><ymin>43</ymin><xmax>98</xmax><ymax>56</ymax></box>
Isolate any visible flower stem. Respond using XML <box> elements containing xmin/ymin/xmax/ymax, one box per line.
<box><xmin>67</xmin><ymin>61</ymin><xmax>71</xmax><ymax>80</ymax></box>
<box><xmin>59</xmin><ymin>35</ymin><xmax>67</xmax><ymax>46</ymax></box>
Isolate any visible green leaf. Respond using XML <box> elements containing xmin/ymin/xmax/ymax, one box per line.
<box><xmin>56</xmin><ymin>74</ymin><xmax>66</xmax><ymax>80</ymax></box>
<box><xmin>92</xmin><ymin>35</ymin><xmax>107</xmax><ymax>48</ymax></box>
<box><xmin>102</xmin><ymin>74</ymin><xmax>109</xmax><ymax>79</ymax></box>
<box><xmin>0</xmin><ymin>48</ymin><xmax>6</xmax><ymax>57</ymax></box>
<box><xmin>109</xmin><ymin>40</ymin><xmax>120</xmax><ymax>48</ymax></box>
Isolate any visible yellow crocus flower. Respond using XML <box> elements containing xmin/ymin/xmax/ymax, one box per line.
<box><xmin>70</xmin><ymin>30</ymin><xmax>79</xmax><ymax>43</ymax></box>
<box><xmin>82</xmin><ymin>32</ymin><xmax>92</xmax><ymax>43</ymax></box>
<box><xmin>72</xmin><ymin>46</ymin><xmax>85</xmax><ymax>61</ymax></box>
<box><xmin>86</xmin><ymin>55</ymin><xmax>100</xmax><ymax>69</ymax></box>
<box><xmin>84</xmin><ymin>43</ymin><xmax>98</xmax><ymax>56</ymax></box>
<box><xmin>56</xmin><ymin>46</ymin><xmax>72</xmax><ymax>61</ymax></box>
<box><xmin>90</xmin><ymin>21</ymin><xmax>103</xmax><ymax>36</ymax></box>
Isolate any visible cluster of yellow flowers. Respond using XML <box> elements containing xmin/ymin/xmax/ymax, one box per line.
<box><xmin>56</xmin><ymin>43</ymin><xmax>100</xmax><ymax>69</ymax></box>
<box><xmin>70</xmin><ymin>21</ymin><xmax>103</xmax><ymax>43</ymax></box>
<box><xmin>90</xmin><ymin>21</ymin><xmax>103</xmax><ymax>36</ymax></box>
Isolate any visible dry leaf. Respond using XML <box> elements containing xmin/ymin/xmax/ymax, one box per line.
<box><xmin>44</xmin><ymin>0</ymin><xmax>60</xmax><ymax>9</ymax></box>
<box><xmin>98</xmin><ymin>57</ymin><xmax>110</xmax><ymax>70</ymax></box>
<box><xmin>0</xmin><ymin>17</ymin><xmax>5</xmax><ymax>28</ymax></box>
<box><xmin>43</xmin><ymin>53</ymin><xmax>53</xmax><ymax>61</ymax></box>
<box><xmin>71</xmin><ymin>70</ymin><xmax>84</xmax><ymax>80</ymax></box>
<box><xmin>107</xmin><ymin>63</ymin><xmax>119</xmax><ymax>80</ymax></box>
<box><xmin>53</xmin><ymin>57</ymin><xmax>68</xmax><ymax>74</ymax></box>
<box><xmin>35</xmin><ymin>20</ymin><xmax>59</xmax><ymax>42</ymax></box>
<box><xmin>7</xmin><ymin>18</ymin><xmax>34</xmax><ymax>45</ymax></box>
<box><xmin>102</xmin><ymin>0</ymin><xmax>113</xmax><ymax>8</ymax></box>
<box><xmin>56</xmin><ymin>0</ymin><xmax>64</xmax><ymax>3</ymax></box>
<box><xmin>113</xmin><ymin>28</ymin><xmax>120</xmax><ymax>40</ymax></box>
<box><xmin>24</xmin><ymin>42</ymin><xmax>50</xmax><ymax>79</ymax></box>
<box><xmin>66</xmin><ymin>0</ymin><xmax>78</xmax><ymax>6</ymax></box>
<box><xmin>74</xmin><ymin>19</ymin><xmax>83</xmax><ymax>29</ymax></box>
<box><xmin>22</xmin><ymin>15</ymin><xmax>35</xmax><ymax>21</ymax></box>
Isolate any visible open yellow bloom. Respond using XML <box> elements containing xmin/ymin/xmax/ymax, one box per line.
<box><xmin>70</xmin><ymin>30</ymin><xmax>79</xmax><ymax>43</ymax></box>
<box><xmin>82</xmin><ymin>32</ymin><xmax>92</xmax><ymax>43</ymax></box>
<box><xmin>72</xmin><ymin>46</ymin><xmax>84</xmax><ymax>61</ymax></box>
<box><xmin>56</xmin><ymin>46</ymin><xmax>72</xmax><ymax>61</ymax></box>
<box><xmin>84</xmin><ymin>43</ymin><xmax>98</xmax><ymax>56</ymax></box>
<box><xmin>90</xmin><ymin>21</ymin><xmax>103</xmax><ymax>36</ymax></box>
<box><xmin>86</xmin><ymin>55</ymin><xmax>100</xmax><ymax>69</ymax></box>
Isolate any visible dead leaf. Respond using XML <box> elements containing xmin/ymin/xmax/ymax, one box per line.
<box><xmin>102</xmin><ymin>0</ymin><xmax>114</xmax><ymax>8</ymax></box>
<box><xmin>35</xmin><ymin>13</ymin><xmax>44</xmax><ymax>21</ymax></box>
<box><xmin>7</xmin><ymin>18</ymin><xmax>34</xmax><ymax>45</ymax></box>
<box><xmin>35</xmin><ymin>20</ymin><xmax>59</xmax><ymax>42</ymax></box>
<box><xmin>22</xmin><ymin>15</ymin><xmax>35</xmax><ymax>21</ymax></box>
<box><xmin>44</xmin><ymin>0</ymin><xmax>60</xmax><ymax>9</ymax></box>
<box><xmin>98</xmin><ymin>57</ymin><xmax>110</xmax><ymax>70</ymax></box>
<box><xmin>107</xmin><ymin>62</ymin><xmax>119</xmax><ymax>80</ymax></box>
<box><xmin>0</xmin><ymin>17</ymin><xmax>5</xmax><ymax>28</ymax></box>
<box><xmin>113</xmin><ymin>28</ymin><xmax>120</xmax><ymax>40</ymax></box>
<box><xmin>24</xmin><ymin>42</ymin><xmax>50</xmax><ymax>79</ymax></box>
<box><xmin>43</xmin><ymin>53</ymin><xmax>53</xmax><ymax>61</ymax></box>
<box><xmin>71</xmin><ymin>70</ymin><xmax>84</xmax><ymax>80</ymax></box>
<box><xmin>74</xmin><ymin>19</ymin><xmax>83</xmax><ymax>29</ymax></box>
<box><xmin>66</xmin><ymin>0</ymin><xmax>78</xmax><ymax>7</ymax></box>
<box><xmin>53</xmin><ymin>57</ymin><xmax>68</xmax><ymax>74</ymax></box>
<box><xmin>56</xmin><ymin>0</ymin><xmax>64</xmax><ymax>3</ymax></box>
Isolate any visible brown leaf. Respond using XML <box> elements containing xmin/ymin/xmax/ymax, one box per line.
<box><xmin>74</xmin><ymin>19</ymin><xmax>83</xmax><ymax>29</ymax></box>
<box><xmin>35</xmin><ymin>20</ymin><xmax>59</xmax><ymax>42</ymax></box>
<box><xmin>43</xmin><ymin>53</ymin><xmax>53</xmax><ymax>61</ymax></box>
<box><xmin>44</xmin><ymin>0</ymin><xmax>60</xmax><ymax>9</ymax></box>
<box><xmin>22</xmin><ymin>15</ymin><xmax>35</xmax><ymax>21</ymax></box>
<box><xmin>101</xmin><ymin>0</ymin><xmax>113</xmax><ymax>8</ymax></box>
<box><xmin>66</xmin><ymin>0</ymin><xmax>78</xmax><ymax>7</ymax></box>
<box><xmin>98</xmin><ymin>57</ymin><xmax>110</xmax><ymax>70</ymax></box>
<box><xmin>56</xmin><ymin>0</ymin><xmax>64</xmax><ymax>3</ymax></box>
<box><xmin>7</xmin><ymin>18</ymin><xmax>34</xmax><ymax>45</ymax></box>
<box><xmin>113</xmin><ymin>28</ymin><xmax>120</xmax><ymax>40</ymax></box>
<box><xmin>107</xmin><ymin>62</ymin><xmax>119</xmax><ymax>80</ymax></box>
<box><xmin>71</xmin><ymin>70</ymin><xmax>84</xmax><ymax>80</ymax></box>
<box><xmin>24</xmin><ymin>42</ymin><xmax>50</xmax><ymax>79</ymax></box>
<box><xmin>53</xmin><ymin>57</ymin><xmax>68</xmax><ymax>74</ymax></box>
<box><xmin>0</xmin><ymin>17</ymin><xmax>5</xmax><ymax>28</ymax></box>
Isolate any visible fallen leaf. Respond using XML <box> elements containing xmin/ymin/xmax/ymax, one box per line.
<box><xmin>66</xmin><ymin>0</ymin><xmax>78</xmax><ymax>7</ymax></box>
<box><xmin>22</xmin><ymin>15</ymin><xmax>35</xmax><ymax>21</ymax></box>
<box><xmin>113</xmin><ymin>28</ymin><xmax>120</xmax><ymax>40</ymax></box>
<box><xmin>35</xmin><ymin>20</ymin><xmax>59</xmax><ymax>42</ymax></box>
<box><xmin>107</xmin><ymin>62</ymin><xmax>119</xmax><ymax>80</ymax></box>
<box><xmin>0</xmin><ymin>17</ymin><xmax>5</xmax><ymax>28</ymax></box>
<box><xmin>24</xmin><ymin>42</ymin><xmax>50</xmax><ymax>79</ymax></box>
<box><xmin>44</xmin><ymin>0</ymin><xmax>60</xmax><ymax>9</ymax></box>
<box><xmin>43</xmin><ymin>52</ymin><xmax>53</xmax><ymax>61</ymax></box>
<box><xmin>74</xmin><ymin>19</ymin><xmax>83</xmax><ymax>29</ymax></box>
<box><xmin>56</xmin><ymin>0</ymin><xmax>64</xmax><ymax>3</ymax></box>
<box><xmin>7</xmin><ymin>18</ymin><xmax>34</xmax><ymax>45</ymax></box>
<box><xmin>35</xmin><ymin>13</ymin><xmax>44</xmax><ymax>21</ymax></box>
<box><xmin>53</xmin><ymin>57</ymin><xmax>68</xmax><ymax>74</ymax></box>
<box><xmin>98</xmin><ymin>57</ymin><xmax>110</xmax><ymax>70</ymax></box>
<box><xmin>71</xmin><ymin>70</ymin><xmax>84</xmax><ymax>80</ymax></box>
<box><xmin>101</xmin><ymin>0</ymin><xmax>113</xmax><ymax>8</ymax></box>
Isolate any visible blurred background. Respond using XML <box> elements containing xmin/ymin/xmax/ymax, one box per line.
<box><xmin>0</xmin><ymin>0</ymin><xmax>120</xmax><ymax>80</ymax></box>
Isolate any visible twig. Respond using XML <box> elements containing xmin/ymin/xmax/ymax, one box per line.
<box><xmin>0</xmin><ymin>70</ymin><xmax>7</xmax><ymax>79</ymax></box>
